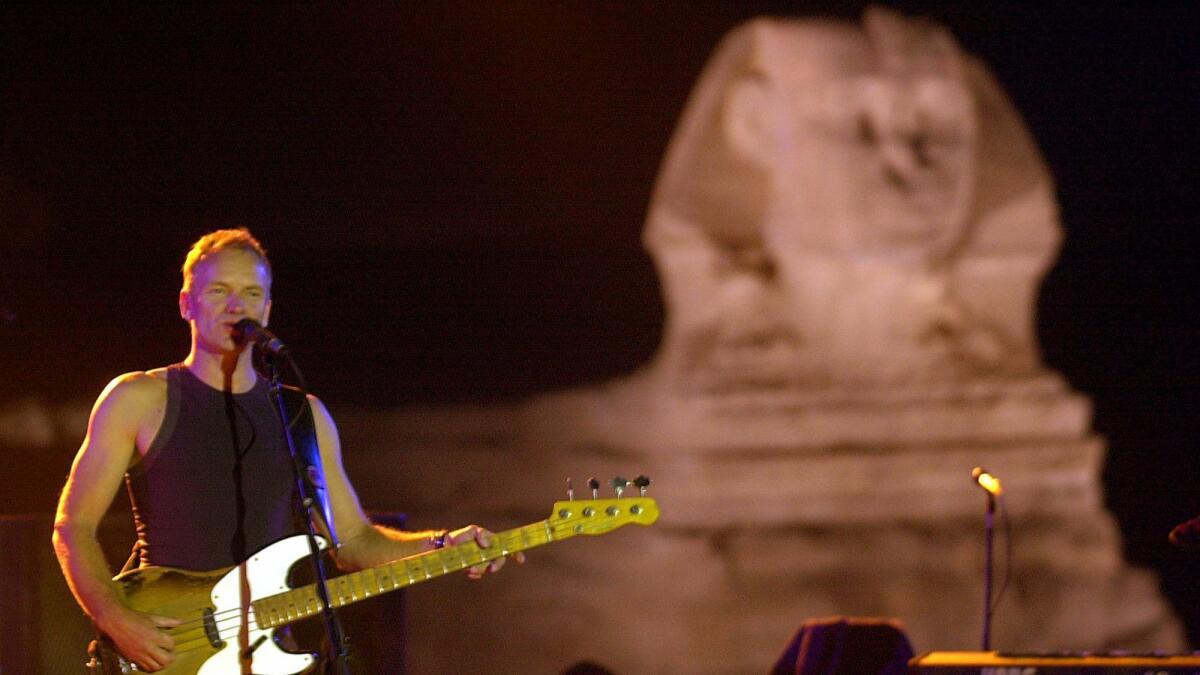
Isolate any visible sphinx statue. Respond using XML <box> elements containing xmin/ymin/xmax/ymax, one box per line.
<box><xmin>333</xmin><ymin>8</ymin><xmax>1185</xmax><ymax>672</ymax></box>
<box><xmin>645</xmin><ymin>7</ymin><xmax>1060</xmax><ymax>391</ymax></box>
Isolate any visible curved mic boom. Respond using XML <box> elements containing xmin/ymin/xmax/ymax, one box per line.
<box><xmin>971</xmin><ymin>466</ymin><xmax>1003</xmax><ymax>497</ymax></box>
<box><xmin>233</xmin><ymin>318</ymin><xmax>289</xmax><ymax>355</ymax></box>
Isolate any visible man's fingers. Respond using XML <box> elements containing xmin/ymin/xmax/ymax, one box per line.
<box><xmin>152</xmin><ymin>614</ymin><xmax>183</xmax><ymax>628</ymax></box>
<box><xmin>136</xmin><ymin>651</ymin><xmax>164</xmax><ymax>672</ymax></box>
<box><xmin>447</xmin><ymin>525</ymin><xmax>488</xmax><ymax>548</ymax></box>
<box><xmin>451</xmin><ymin>524</ymin><xmax>524</xmax><ymax>578</ymax></box>
<box><xmin>152</xmin><ymin>641</ymin><xmax>178</xmax><ymax>667</ymax></box>
<box><xmin>150</xmin><ymin>647</ymin><xmax>175</xmax><ymax>670</ymax></box>
<box><xmin>472</xmin><ymin>526</ymin><xmax>491</xmax><ymax>549</ymax></box>
<box><xmin>147</xmin><ymin>616</ymin><xmax>177</xmax><ymax>650</ymax></box>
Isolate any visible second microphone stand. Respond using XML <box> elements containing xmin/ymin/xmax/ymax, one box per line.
<box><xmin>981</xmin><ymin>489</ymin><xmax>996</xmax><ymax>652</ymax></box>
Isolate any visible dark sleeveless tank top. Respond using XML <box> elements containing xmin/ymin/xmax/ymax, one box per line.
<box><xmin>125</xmin><ymin>364</ymin><xmax>300</xmax><ymax>570</ymax></box>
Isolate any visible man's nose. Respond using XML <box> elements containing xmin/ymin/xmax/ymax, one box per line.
<box><xmin>226</xmin><ymin>295</ymin><xmax>245</xmax><ymax>312</ymax></box>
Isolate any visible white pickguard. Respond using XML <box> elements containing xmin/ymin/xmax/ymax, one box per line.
<box><xmin>198</xmin><ymin>534</ymin><xmax>329</xmax><ymax>675</ymax></box>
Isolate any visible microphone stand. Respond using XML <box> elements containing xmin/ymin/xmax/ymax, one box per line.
<box><xmin>981</xmin><ymin>491</ymin><xmax>996</xmax><ymax>652</ymax></box>
<box><xmin>264</xmin><ymin>350</ymin><xmax>352</xmax><ymax>675</ymax></box>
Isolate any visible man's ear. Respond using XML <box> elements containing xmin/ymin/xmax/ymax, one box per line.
<box><xmin>179</xmin><ymin>289</ymin><xmax>191</xmax><ymax>321</ymax></box>
<box><xmin>262</xmin><ymin>299</ymin><xmax>272</xmax><ymax>327</ymax></box>
<box><xmin>724</xmin><ymin>77</ymin><xmax>776</xmax><ymax>166</ymax></box>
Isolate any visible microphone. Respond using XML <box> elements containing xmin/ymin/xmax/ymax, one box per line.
<box><xmin>971</xmin><ymin>466</ymin><xmax>1003</xmax><ymax>497</ymax></box>
<box><xmin>1169</xmin><ymin>516</ymin><xmax>1200</xmax><ymax>549</ymax></box>
<box><xmin>232</xmin><ymin>318</ymin><xmax>288</xmax><ymax>355</ymax></box>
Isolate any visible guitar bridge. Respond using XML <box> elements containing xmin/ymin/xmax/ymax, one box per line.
<box><xmin>202</xmin><ymin>607</ymin><xmax>225</xmax><ymax>648</ymax></box>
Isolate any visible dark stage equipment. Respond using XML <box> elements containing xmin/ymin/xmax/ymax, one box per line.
<box><xmin>910</xmin><ymin>651</ymin><xmax>1200</xmax><ymax>674</ymax></box>
<box><xmin>1169</xmin><ymin>514</ymin><xmax>1200</xmax><ymax>549</ymax></box>
<box><xmin>0</xmin><ymin>514</ymin><xmax>132</xmax><ymax>674</ymax></box>
<box><xmin>771</xmin><ymin>616</ymin><xmax>914</xmax><ymax>675</ymax></box>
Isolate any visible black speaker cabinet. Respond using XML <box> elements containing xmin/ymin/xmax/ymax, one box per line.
<box><xmin>0</xmin><ymin>514</ymin><xmax>106</xmax><ymax>674</ymax></box>
<box><xmin>772</xmin><ymin>616</ymin><xmax>914</xmax><ymax>674</ymax></box>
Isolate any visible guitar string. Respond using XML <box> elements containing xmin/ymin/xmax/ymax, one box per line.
<box><xmin>165</xmin><ymin>521</ymin><xmax>562</xmax><ymax>655</ymax></box>
<box><xmin>159</xmin><ymin>513</ymin><xmax>623</xmax><ymax>656</ymax></box>
<box><xmin>166</xmin><ymin>501</ymin><xmax>652</xmax><ymax>655</ymax></box>
<box><xmin>163</xmin><ymin>535</ymin><xmax>531</xmax><ymax>655</ymax></box>
<box><xmin>163</xmin><ymin>522</ymin><xmax>541</xmax><ymax>634</ymax></box>
<box><xmin>162</xmin><ymin>506</ymin><xmax>626</xmax><ymax>637</ymax></box>
<box><xmin>154</xmin><ymin>522</ymin><xmax>526</xmax><ymax>626</ymax></box>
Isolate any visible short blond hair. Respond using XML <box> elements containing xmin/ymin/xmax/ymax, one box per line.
<box><xmin>181</xmin><ymin>228</ymin><xmax>272</xmax><ymax>291</ymax></box>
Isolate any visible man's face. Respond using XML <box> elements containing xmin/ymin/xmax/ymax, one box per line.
<box><xmin>179</xmin><ymin>248</ymin><xmax>272</xmax><ymax>355</ymax></box>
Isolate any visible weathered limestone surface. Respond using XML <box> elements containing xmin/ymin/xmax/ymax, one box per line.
<box><xmin>341</xmin><ymin>378</ymin><xmax>1181</xmax><ymax>674</ymax></box>
<box><xmin>336</xmin><ymin>7</ymin><xmax>1182</xmax><ymax>673</ymax></box>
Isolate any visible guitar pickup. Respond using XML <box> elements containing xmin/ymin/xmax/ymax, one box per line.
<box><xmin>202</xmin><ymin>607</ymin><xmax>225</xmax><ymax>648</ymax></box>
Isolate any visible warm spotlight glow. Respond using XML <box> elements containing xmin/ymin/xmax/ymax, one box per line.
<box><xmin>971</xmin><ymin>466</ymin><xmax>1003</xmax><ymax>496</ymax></box>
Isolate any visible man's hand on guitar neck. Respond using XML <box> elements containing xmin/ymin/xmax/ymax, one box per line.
<box><xmin>442</xmin><ymin>524</ymin><xmax>526</xmax><ymax>580</ymax></box>
<box><xmin>95</xmin><ymin>603</ymin><xmax>182</xmax><ymax>672</ymax></box>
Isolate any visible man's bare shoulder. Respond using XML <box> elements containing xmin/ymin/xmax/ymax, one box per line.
<box><xmin>94</xmin><ymin>369</ymin><xmax>169</xmax><ymax>414</ymax></box>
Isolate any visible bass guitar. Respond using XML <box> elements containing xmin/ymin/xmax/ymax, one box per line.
<box><xmin>90</xmin><ymin>494</ymin><xmax>659</xmax><ymax>674</ymax></box>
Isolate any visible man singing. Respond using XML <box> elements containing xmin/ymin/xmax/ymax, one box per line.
<box><xmin>52</xmin><ymin>228</ymin><xmax>522</xmax><ymax>672</ymax></box>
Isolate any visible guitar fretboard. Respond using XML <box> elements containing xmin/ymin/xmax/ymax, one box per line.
<box><xmin>253</xmin><ymin>519</ymin><xmax>560</xmax><ymax>628</ymax></box>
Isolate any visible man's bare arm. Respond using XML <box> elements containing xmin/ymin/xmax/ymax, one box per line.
<box><xmin>306</xmin><ymin>395</ymin><xmax>523</xmax><ymax>576</ymax></box>
<box><xmin>52</xmin><ymin>373</ymin><xmax>180</xmax><ymax>672</ymax></box>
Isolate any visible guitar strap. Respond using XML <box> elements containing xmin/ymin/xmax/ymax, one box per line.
<box><xmin>279</xmin><ymin>384</ymin><xmax>342</xmax><ymax>548</ymax></box>
<box><xmin>280</xmin><ymin>384</ymin><xmax>344</xmax><ymax>673</ymax></box>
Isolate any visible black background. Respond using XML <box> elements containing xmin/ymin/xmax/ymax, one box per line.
<box><xmin>2</xmin><ymin>1</ymin><xmax>1198</xmax><ymax>647</ymax></box>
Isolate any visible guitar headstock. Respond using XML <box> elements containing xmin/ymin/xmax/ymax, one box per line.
<box><xmin>548</xmin><ymin>497</ymin><xmax>659</xmax><ymax>535</ymax></box>
<box><xmin>548</xmin><ymin>474</ymin><xmax>659</xmax><ymax>535</ymax></box>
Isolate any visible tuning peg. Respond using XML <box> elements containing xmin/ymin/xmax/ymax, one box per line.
<box><xmin>587</xmin><ymin>477</ymin><xmax>600</xmax><ymax>499</ymax></box>
<box><xmin>633</xmin><ymin>475</ymin><xmax>651</xmax><ymax>497</ymax></box>
<box><xmin>610</xmin><ymin>476</ymin><xmax>629</xmax><ymax>498</ymax></box>
<box><xmin>566</xmin><ymin>477</ymin><xmax>575</xmax><ymax>501</ymax></box>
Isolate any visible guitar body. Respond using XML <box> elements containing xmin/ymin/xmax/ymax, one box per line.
<box><xmin>100</xmin><ymin>535</ymin><xmax>327</xmax><ymax>675</ymax></box>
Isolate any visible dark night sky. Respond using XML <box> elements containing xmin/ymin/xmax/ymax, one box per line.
<box><xmin>2</xmin><ymin>0</ymin><xmax>1200</xmax><ymax>642</ymax></box>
